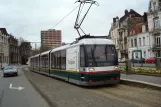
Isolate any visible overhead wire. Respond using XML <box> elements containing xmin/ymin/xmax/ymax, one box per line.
<box><xmin>50</xmin><ymin>5</ymin><xmax>80</xmax><ymax>29</ymax></box>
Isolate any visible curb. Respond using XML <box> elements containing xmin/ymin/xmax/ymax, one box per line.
<box><xmin>23</xmin><ymin>67</ymin><xmax>57</xmax><ymax>107</ymax></box>
<box><xmin>121</xmin><ymin>72</ymin><xmax>161</xmax><ymax>77</ymax></box>
<box><xmin>120</xmin><ymin>78</ymin><xmax>161</xmax><ymax>91</ymax></box>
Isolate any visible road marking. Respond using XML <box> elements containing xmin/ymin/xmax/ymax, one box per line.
<box><xmin>9</xmin><ymin>84</ymin><xmax>25</xmax><ymax>91</ymax></box>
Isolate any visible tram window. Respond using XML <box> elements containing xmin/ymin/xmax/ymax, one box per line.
<box><xmin>55</xmin><ymin>52</ymin><xmax>59</xmax><ymax>69</ymax></box>
<box><xmin>61</xmin><ymin>50</ymin><xmax>66</xmax><ymax>70</ymax></box>
<box><xmin>80</xmin><ymin>46</ymin><xmax>85</xmax><ymax>67</ymax></box>
<box><xmin>46</xmin><ymin>55</ymin><xmax>49</xmax><ymax>68</ymax></box>
<box><xmin>58</xmin><ymin>51</ymin><xmax>61</xmax><ymax>69</ymax></box>
<box><xmin>51</xmin><ymin>53</ymin><xmax>56</xmax><ymax>68</ymax></box>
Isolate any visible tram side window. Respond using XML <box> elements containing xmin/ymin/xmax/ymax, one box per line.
<box><xmin>61</xmin><ymin>50</ymin><xmax>66</xmax><ymax>70</ymax></box>
<box><xmin>41</xmin><ymin>56</ymin><xmax>45</xmax><ymax>68</ymax></box>
<box><xmin>35</xmin><ymin>57</ymin><xmax>37</xmax><ymax>67</ymax></box>
<box><xmin>33</xmin><ymin>58</ymin><xmax>35</xmax><ymax>66</ymax></box>
<box><xmin>80</xmin><ymin>46</ymin><xmax>85</xmax><ymax>67</ymax></box>
<box><xmin>46</xmin><ymin>55</ymin><xmax>49</xmax><ymax>68</ymax></box>
<box><xmin>55</xmin><ymin>52</ymin><xmax>58</xmax><ymax>69</ymax></box>
<box><xmin>40</xmin><ymin>57</ymin><xmax>42</xmax><ymax>67</ymax></box>
<box><xmin>30</xmin><ymin>59</ymin><xmax>32</xmax><ymax>66</ymax></box>
<box><xmin>51</xmin><ymin>53</ymin><xmax>56</xmax><ymax>68</ymax></box>
<box><xmin>58</xmin><ymin>51</ymin><xmax>61</xmax><ymax>69</ymax></box>
<box><xmin>55</xmin><ymin>51</ymin><xmax>61</xmax><ymax>69</ymax></box>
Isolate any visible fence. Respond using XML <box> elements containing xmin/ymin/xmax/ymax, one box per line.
<box><xmin>119</xmin><ymin>59</ymin><xmax>161</xmax><ymax>76</ymax></box>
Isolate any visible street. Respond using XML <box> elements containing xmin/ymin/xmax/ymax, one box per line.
<box><xmin>0</xmin><ymin>66</ymin><xmax>161</xmax><ymax>107</ymax></box>
<box><xmin>0</xmin><ymin>66</ymin><xmax>50</xmax><ymax>107</ymax></box>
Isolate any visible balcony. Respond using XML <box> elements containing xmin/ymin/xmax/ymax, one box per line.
<box><xmin>152</xmin><ymin>28</ymin><xmax>161</xmax><ymax>34</ymax></box>
<box><xmin>153</xmin><ymin>44</ymin><xmax>161</xmax><ymax>50</ymax></box>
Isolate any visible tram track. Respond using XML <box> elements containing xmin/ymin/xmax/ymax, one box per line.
<box><xmin>89</xmin><ymin>84</ymin><xmax>161</xmax><ymax>107</ymax></box>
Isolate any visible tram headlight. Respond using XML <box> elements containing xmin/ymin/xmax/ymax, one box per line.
<box><xmin>114</xmin><ymin>66</ymin><xmax>119</xmax><ymax>70</ymax></box>
<box><xmin>89</xmin><ymin>68</ymin><xmax>95</xmax><ymax>72</ymax></box>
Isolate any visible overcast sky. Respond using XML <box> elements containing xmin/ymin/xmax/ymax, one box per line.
<box><xmin>0</xmin><ymin>0</ymin><xmax>149</xmax><ymax>46</ymax></box>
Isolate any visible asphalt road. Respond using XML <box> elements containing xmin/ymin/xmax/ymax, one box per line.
<box><xmin>24</xmin><ymin>67</ymin><xmax>161</xmax><ymax>107</ymax></box>
<box><xmin>0</xmin><ymin>66</ymin><xmax>50</xmax><ymax>107</ymax></box>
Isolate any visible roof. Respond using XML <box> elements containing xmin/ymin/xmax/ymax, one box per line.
<box><xmin>120</xmin><ymin>9</ymin><xmax>142</xmax><ymax>22</ymax></box>
<box><xmin>129</xmin><ymin>23</ymin><xmax>148</xmax><ymax>36</ymax></box>
<box><xmin>40</xmin><ymin>50</ymin><xmax>52</xmax><ymax>56</ymax></box>
<box><xmin>0</xmin><ymin>28</ymin><xmax>8</xmax><ymax>35</ymax></box>
<box><xmin>50</xmin><ymin>38</ymin><xmax>114</xmax><ymax>53</ymax></box>
<box><xmin>31</xmin><ymin>38</ymin><xmax>114</xmax><ymax>57</ymax></box>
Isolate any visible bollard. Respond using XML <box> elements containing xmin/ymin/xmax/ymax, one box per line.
<box><xmin>155</xmin><ymin>58</ymin><xmax>161</xmax><ymax>70</ymax></box>
<box><xmin>126</xmin><ymin>59</ymin><xmax>132</xmax><ymax>75</ymax></box>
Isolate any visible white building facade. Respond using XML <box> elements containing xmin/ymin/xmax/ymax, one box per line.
<box><xmin>148</xmin><ymin>0</ymin><xmax>161</xmax><ymax>57</ymax></box>
<box><xmin>110</xmin><ymin>17</ymin><xmax>121</xmax><ymax>58</ymax></box>
<box><xmin>128</xmin><ymin>23</ymin><xmax>155</xmax><ymax>59</ymax></box>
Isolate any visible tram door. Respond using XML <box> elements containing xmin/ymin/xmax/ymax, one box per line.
<box><xmin>66</xmin><ymin>47</ymin><xmax>78</xmax><ymax>72</ymax></box>
<box><xmin>66</xmin><ymin>47</ymin><xmax>79</xmax><ymax>82</ymax></box>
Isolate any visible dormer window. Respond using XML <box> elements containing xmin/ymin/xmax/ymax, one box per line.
<box><xmin>130</xmin><ymin>14</ymin><xmax>135</xmax><ymax>17</ymax></box>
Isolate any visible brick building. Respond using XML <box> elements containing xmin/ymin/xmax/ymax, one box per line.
<box><xmin>41</xmin><ymin>29</ymin><xmax>62</xmax><ymax>51</ymax></box>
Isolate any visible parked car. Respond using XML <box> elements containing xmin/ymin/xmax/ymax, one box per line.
<box><xmin>144</xmin><ymin>57</ymin><xmax>156</xmax><ymax>63</ymax></box>
<box><xmin>1</xmin><ymin>63</ymin><xmax>8</xmax><ymax>70</ymax></box>
<box><xmin>3</xmin><ymin>66</ymin><xmax>18</xmax><ymax>77</ymax></box>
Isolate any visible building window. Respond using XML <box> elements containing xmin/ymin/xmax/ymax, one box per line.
<box><xmin>139</xmin><ymin>38</ymin><xmax>141</xmax><ymax>46</ymax></box>
<box><xmin>155</xmin><ymin>35</ymin><xmax>161</xmax><ymax>47</ymax></box>
<box><xmin>144</xmin><ymin>51</ymin><xmax>146</xmax><ymax>58</ymax></box>
<box><xmin>133</xmin><ymin>30</ymin><xmax>135</xmax><ymax>35</ymax></box>
<box><xmin>134</xmin><ymin>39</ymin><xmax>137</xmax><ymax>47</ymax></box>
<box><xmin>135</xmin><ymin>53</ymin><xmax>138</xmax><ymax>58</ymax></box>
<box><xmin>153</xmin><ymin>2</ymin><xmax>156</xmax><ymax>11</ymax></box>
<box><xmin>142</xmin><ymin>25</ymin><xmax>146</xmax><ymax>33</ymax></box>
<box><xmin>143</xmin><ymin>37</ymin><xmax>145</xmax><ymax>46</ymax></box>
<box><xmin>131</xmin><ymin>39</ymin><xmax>133</xmax><ymax>47</ymax></box>
<box><xmin>154</xmin><ymin>18</ymin><xmax>160</xmax><ymax>29</ymax></box>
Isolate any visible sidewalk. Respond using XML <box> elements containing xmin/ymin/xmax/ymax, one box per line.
<box><xmin>121</xmin><ymin>73</ymin><xmax>161</xmax><ymax>86</ymax></box>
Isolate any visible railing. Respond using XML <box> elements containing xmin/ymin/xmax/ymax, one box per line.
<box><xmin>153</xmin><ymin>44</ymin><xmax>161</xmax><ymax>48</ymax></box>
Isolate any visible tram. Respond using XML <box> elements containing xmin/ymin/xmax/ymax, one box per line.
<box><xmin>29</xmin><ymin>37</ymin><xmax>120</xmax><ymax>86</ymax></box>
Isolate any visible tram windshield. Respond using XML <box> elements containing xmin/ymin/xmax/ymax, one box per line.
<box><xmin>85</xmin><ymin>45</ymin><xmax>118</xmax><ymax>67</ymax></box>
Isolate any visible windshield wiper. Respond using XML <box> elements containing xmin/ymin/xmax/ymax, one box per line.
<box><xmin>91</xmin><ymin>45</ymin><xmax>98</xmax><ymax>66</ymax></box>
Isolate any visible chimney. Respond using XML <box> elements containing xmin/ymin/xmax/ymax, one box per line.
<box><xmin>143</xmin><ymin>12</ymin><xmax>147</xmax><ymax>23</ymax></box>
<box><xmin>116</xmin><ymin>16</ymin><xmax>119</xmax><ymax>22</ymax></box>
<box><xmin>125</xmin><ymin>9</ymin><xmax>128</xmax><ymax>16</ymax></box>
<box><xmin>113</xmin><ymin>18</ymin><xmax>116</xmax><ymax>23</ymax></box>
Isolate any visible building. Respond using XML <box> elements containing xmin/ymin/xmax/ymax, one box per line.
<box><xmin>41</xmin><ymin>29</ymin><xmax>62</xmax><ymax>51</ymax></box>
<box><xmin>148</xmin><ymin>0</ymin><xmax>161</xmax><ymax>57</ymax></box>
<box><xmin>110</xmin><ymin>17</ymin><xmax>120</xmax><ymax>58</ymax></box>
<box><xmin>110</xmin><ymin>9</ymin><xmax>143</xmax><ymax>59</ymax></box>
<box><xmin>19</xmin><ymin>42</ymin><xmax>32</xmax><ymax>64</ymax></box>
<box><xmin>8</xmin><ymin>35</ymin><xmax>19</xmax><ymax>64</ymax></box>
<box><xmin>128</xmin><ymin>22</ymin><xmax>155</xmax><ymax>59</ymax></box>
<box><xmin>0</xmin><ymin>28</ymin><xmax>9</xmax><ymax>65</ymax></box>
